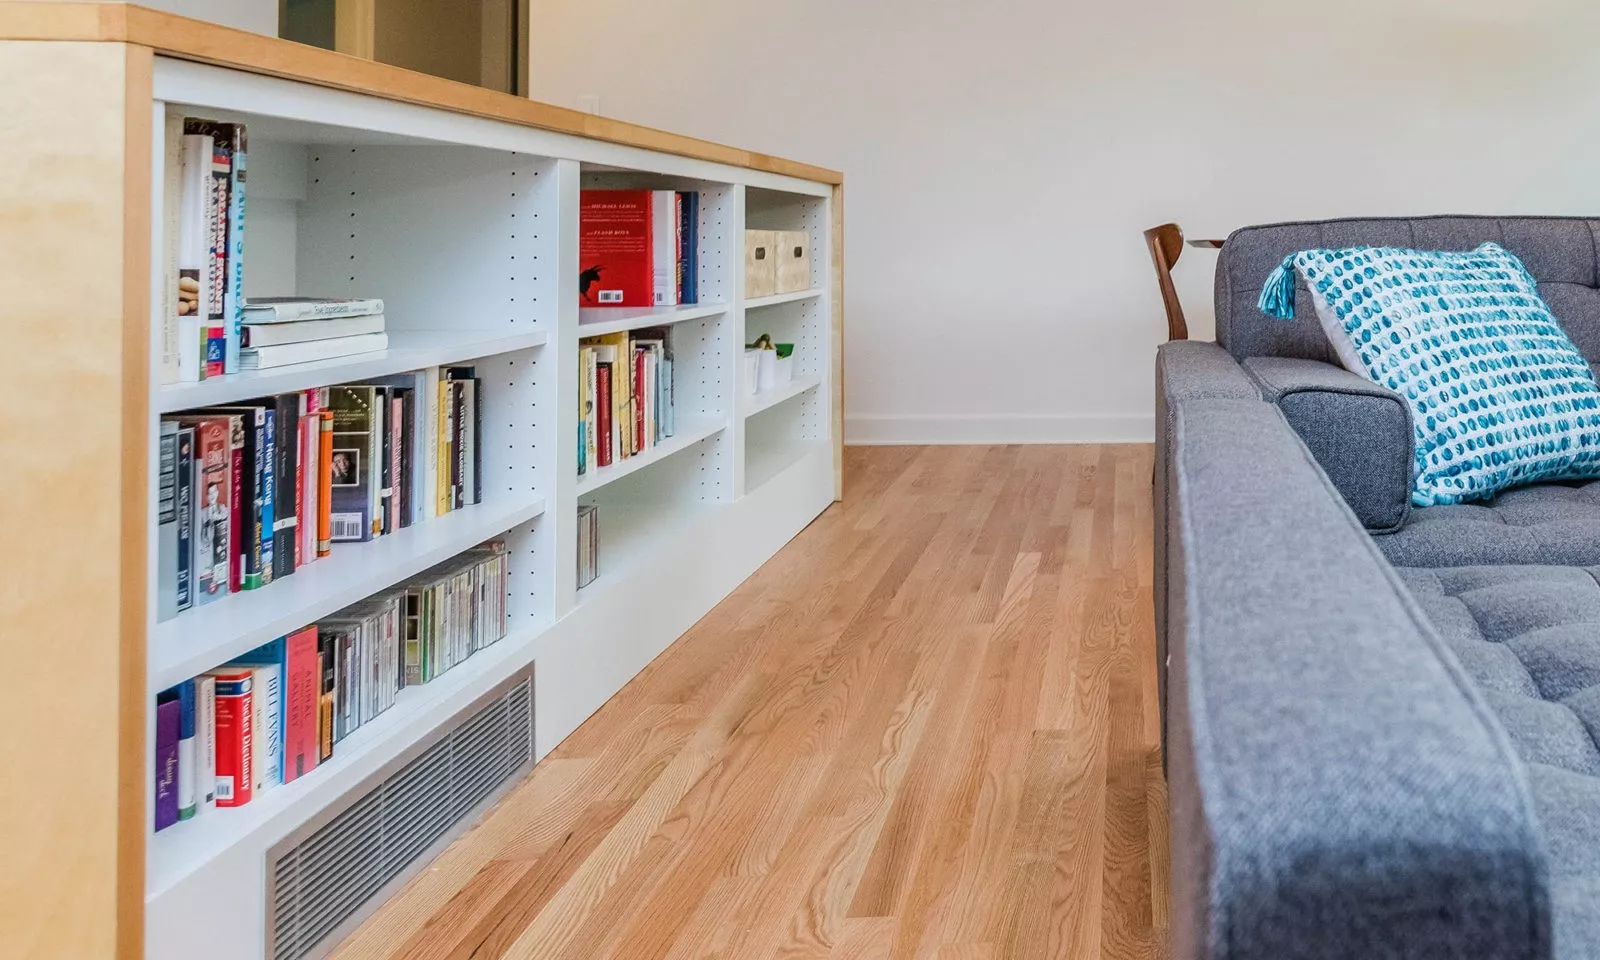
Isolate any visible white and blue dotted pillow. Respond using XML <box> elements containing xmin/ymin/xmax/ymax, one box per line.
<box><xmin>1258</xmin><ymin>242</ymin><xmax>1600</xmax><ymax>506</ymax></box>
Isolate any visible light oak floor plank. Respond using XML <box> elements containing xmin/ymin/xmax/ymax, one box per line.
<box><xmin>333</xmin><ymin>444</ymin><xmax>1167</xmax><ymax>960</ymax></box>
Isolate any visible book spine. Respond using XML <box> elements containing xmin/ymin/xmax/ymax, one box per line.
<box><xmin>436</xmin><ymin>379</ymin><xmax>452</xmax><ymax>516</ymax></box>
<box><xmin>376</xmin><ymin>388</ymin><xmax>391</xmax><ymax>536</ymax></box>
<box><xmin>175</xmin><ymin>427</ymin><xmax>194</xmax><ymax>611</ymax></box>
<box><xmin>177</xmin><ymin>680</ymin><xmax>197</xmax><ymax>820</ymax></box>
<box><xmin>295</xmin><ymin>393</ymin><xmax>307</xmax><ymax>568</ymax></box>
<box><xmin>452</xmin><ymin>381</ymin><xmax>465</xmax><ymax>511</ymax></box>
<box><xmin>160</xmin><ymin>115</ymin><xmax>183</xmax><ymax>384</ymax></box>
<box><xmin>634</xmin><ymin>348</ymin><xmax>646</xmax><ymax>453</ymax></box>
<box><xmin>200</xmin><ymin>130</ymin><xmax>230</xmax><ymax>379</ymax></box>
<box><xmin>274</xmin><ymin>396</ymin><xmax>298</xmax><ymax>579</ymax></box>
<box><xmin>225</xmin><ymin>125</ymin><xmax>246</xmax><ymax>374</ymax></box>
<box><xmin>258</xmin><ymin>409</ymin><xmax>276</xmax><ymax>585</ymax></box>
<box><xmin>674</xmin><ymin>191</ymin><xmax>684</xmax><ymax>304</ymax></box>
<box><xmin>223</xmin><ymin>419</ymin><xmax>243</xmax><ymax>596</ymax></box>
<box><xmin>652</xmin><ymin>190</ymin><xmax>675</xmax><ymax>306</ymax></box>
<box><xmin>317</xmin><ymin>636</ymin><xmax>335</xmax><ymax>762</ymax></box>
<box><xmin>399</xmin><ymin>389</ymin><xmax>414</xmax><ymax>528</ymax></box>
<box><xmin>390</xmin><ymin>394</ymin><xmax>403</xmax><ymax>528</ymax></box>
<box><xmin>317</xmin><ymin>407</ymin><xmax>333</xmax><ymax>556</ymax></box>
<box><xmin>283</xmin><ymin>626</ymin><xmax>320</xmax><ymax>783</ymax></box>
<box><xmin>252</xmin><ymin>665</ymin><xmax>283</xmax><ymax>792</ymax></box>
<box><xmin>596</xmin><ymin>364</ymin><xmax>612</xmax><ymax>468</ymax></box>
<box><xmin>212</xmin><ymin>674</ymin><xmax>253</xmax><ymax>807</ymax></box>
<box><xmin>154</xmin><ymin>694</ymin><xmax>181</xmax><ymax>831</ymax></box>
<box><xmin>244</xmin><ymin>298</ymin><xmax>384</xmax><ymax>322</ymax></box>
<box><xmin>680</xmin><ymin>191</ymin><xmax>698</xmax><ymax>305</ymax></box>
<box><xmin>195</xmin><ymin>418</ymin><xmax>234</xmax><ymax>604</ymax></box>
<box><xmin>195</xmin><ymin>675</ymin><xmax>216</xmax><ymax>813</ymax></box>
<box><xmin>157</xmin><ymin>426</ymin><xmax>179</xmax><ymax>621</ymax></box>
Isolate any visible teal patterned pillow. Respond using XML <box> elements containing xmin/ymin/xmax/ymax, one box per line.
<box><xmin>1259</xmin><ymin>242</ymin><xmax>1600</xmax><ymax>506</ymax></box>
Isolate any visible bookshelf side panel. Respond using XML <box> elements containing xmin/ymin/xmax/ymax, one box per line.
<box><xmin>0</xmin><ymin>38</ymin><xmax>150</xmax><ymax>960</ymax></box>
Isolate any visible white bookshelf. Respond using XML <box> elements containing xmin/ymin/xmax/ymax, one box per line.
<box><xmin>135</xmin><ymin>54</ymin><xmax>838</xmax><ymax>960</ymax></box>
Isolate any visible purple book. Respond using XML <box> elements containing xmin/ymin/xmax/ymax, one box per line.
<box><xmin>154</xmin><ymin>693</ymin><xmax>181</xmax><ymax>832</ymax></box>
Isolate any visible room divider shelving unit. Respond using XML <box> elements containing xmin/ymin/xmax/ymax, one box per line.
<box><xmin>0</xmin><ymin>7</ymin><xmax>841</xmax><ymax>960</ymax></box>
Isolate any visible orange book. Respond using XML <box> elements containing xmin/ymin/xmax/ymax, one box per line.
<box><xmin>317</xmin><ymin>408</ymin><xmax>334</xmax><ymax>557</ymax></box>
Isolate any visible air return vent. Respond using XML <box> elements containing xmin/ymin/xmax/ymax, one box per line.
<box><xmin>266</xmin><ymin>669</ymin><xmax>534</xmax><ymax>960</ymax></box>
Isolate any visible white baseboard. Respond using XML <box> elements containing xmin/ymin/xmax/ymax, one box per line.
<box><xmin>845</xmin><ymin>413</ymin><xmax>1155</xmax><ymax>445</ymax></box>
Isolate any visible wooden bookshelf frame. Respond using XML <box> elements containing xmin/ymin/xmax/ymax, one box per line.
<box><xmin>0</xmin><ymin>7</ymin><xmax>843</xmax><ymax>960</ymax></box>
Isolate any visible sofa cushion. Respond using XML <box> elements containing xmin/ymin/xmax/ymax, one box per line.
<box><xmin>1376</xmin><ymin>479</ymin><xmax>1600</xmax><ymax>567</ymax></box>
<box><xmin>1399</xmin><ymin>564</ymin><xmax>1600</xmax><ymax>956</ymax></box>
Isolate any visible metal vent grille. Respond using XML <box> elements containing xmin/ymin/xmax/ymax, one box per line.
<box><xmin>267</xmin><ymin>672</ymin><xmax>533</xmax><ymax>960</ymax></box>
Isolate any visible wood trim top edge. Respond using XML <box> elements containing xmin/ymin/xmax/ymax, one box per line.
<box><xmin>0</xmin><ymin>1</ymin><xmax>843</xmax><ymax>185</ymax></box>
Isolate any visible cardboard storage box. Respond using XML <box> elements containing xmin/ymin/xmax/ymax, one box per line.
<box><xmin>775</xmin><ymin>230</ymin><xmax>812</xmax><ymax>294</ymax></box>
<box><xmin>745</xmin><ymin>230</ymin><xmax>778</xmax><ymax>299</ymax></box>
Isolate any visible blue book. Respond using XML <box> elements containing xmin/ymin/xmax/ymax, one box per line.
<box><xmin>678</xmin><ymin>191</ymin><xmax>698</xmax><ymax>304</ymax></box>
<box><xmin>177</xmin><ymin>681</ymin><xmax>197</xmax><ymax>820</ymax></box>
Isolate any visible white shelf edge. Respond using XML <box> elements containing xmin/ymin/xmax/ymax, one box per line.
<box><xmin>741</xmin><ymin>376</ymin><xmax>821</xmax><ymax>418</ymax></box>
<box><xmin>154</xmin><ymin>328</ymin><xmax>548</xmax><ymax>413</ymax></box>
<box><xmin>574</xmin><ymin>418</ymin><xmax>727</xmax><ymax>497</ymax></box>
<box><xmin>148</xmin><ymin>495</ymin><xmax>546</xmax><ymax>694</ymax></box>
<box><xmin>577</xmin><ymin>302</ymin><xmax>728</xmax><ymax>339</ymax></box>
<box><xmin>743</xmin><ymin>289</ymin><xmax>823</xmax><ymax>309</ymax></box>
<box><xmin>145</xmin><ymin>621</ymin><xmax>543</xmax><ymax>900</ymax></box>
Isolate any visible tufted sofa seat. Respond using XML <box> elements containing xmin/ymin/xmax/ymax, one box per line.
<box><xmin>1378</xmin><ymin>481</ymin><xmax>1600</xmax><ymax>568</ymax></box>
<box><xmin>1399</xmin><ymin>565</ymin><xmax>1600</xmax><ymax>951</ymax></box>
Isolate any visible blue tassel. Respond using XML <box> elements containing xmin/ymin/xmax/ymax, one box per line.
<box><xmin>1258</xmin><ymin>255</ymin><xmax>1298</xmax><ymax>319</ymax></box>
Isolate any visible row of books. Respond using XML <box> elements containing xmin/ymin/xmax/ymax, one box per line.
<box><xmin>578</xmin><ymin>189</ymin><xmax>700</xmax><ymax>308</ymax></box>
<box><xmin>153</xmin><ymin>542</ymin><xmax>509</xmax><ymax>830</ymax></box>
<box><xmin>157</xmin><ymin>367</ymin><xmax>484</xmax><ymax>621</ymax></box>
<box><xmin>166</xmin><ymin>115</ymin><xmax>247</xmax><ymax>382</ymax></box>
<box><xmin>577</xmin><ymin>328</ymin><xmax>676</xmax><ymax>475</ymax></box>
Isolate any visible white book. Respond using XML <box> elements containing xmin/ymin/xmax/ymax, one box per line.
<box><xmin>652</xmin><ymin>190</ymin><xmax>677</xmax><ymax>306</ymax></box>
<box><xmin>243</xmin><ymin>297</ymin><xmax>384</xmax><ymax>322</ymax></box>
<box><xmin>160</xmin><ymin>115</ymin><xmax>183</xmax><ymax>385</ymax></box>
<box><xmin>194</xmin><ymin>675</ymin><xmax>216</xmax><ymax>814</ymax></box>
<box><xmin>178</xmin><ymin>134</ymin><xmax>213</xmax><ymax>383</ymax></box>
<box><xmin>243</xmin><ymin>313</ymin><xmax>385</xmax><ymax>347</ymax></box>
<box><xmin>239</xmin><ymin>332</ymin><xmax>389</xmax><ymax>370</ymax></box>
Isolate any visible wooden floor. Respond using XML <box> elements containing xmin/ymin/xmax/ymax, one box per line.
<box><xmin>333</xmin><ymin>444</ymin><xmax>1168</xmax><ymax>960</ymax></box>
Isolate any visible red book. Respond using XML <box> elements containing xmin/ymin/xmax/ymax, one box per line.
<box><xmin>595</xmin><ymin>364</ymin><xmax>613</xmax><ymax>468</ymax></box>
<box><xmin>182</xmin><ymin>415</ymin><xmax>234</xmax><ymax>602</ymax></box>
<box><xmin>210</xmin><ymin>668</ymin><xmax>254</xmax><ymax>807</ymax></box>
<box><xmin>579</xmin><ymin>190</ymin><xmax>653</xmax><ymax>307</ymax></box>
<box><xmin>281</xmin><ymin>625</ymin><xmax>320</xmax><ymax>783</ymax></box>
<box><xmin>634</xmin><ymin>348</ymin><xmax>646</xmax><ymax>453</ymax></box>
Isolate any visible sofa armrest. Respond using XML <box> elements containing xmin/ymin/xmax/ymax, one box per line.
<box><xmin>1168</xmin><ymin>398</ymin><xmax>1550</xmax><ymax>960</ymax></box>
<box><xmin>1155</xmin><ymin>341</ymin><xmax>1261</xmax><ymax>768</ymax></box>
<box><xmin>1241</xmin><ymin>356</ymin><xmax>1413</xmax><ymax>533</ymax></box>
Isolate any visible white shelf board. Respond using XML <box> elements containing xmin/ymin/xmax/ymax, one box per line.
<box><xmin>577</xmin><ymin>302</ymin><xmax>727</xmax><ymax>338</ymax></box>
<box><xmin>148</xmin><ymin>495</ymin><xmax>546</xmax><ymax>694</ymax></box>
<box><xmin>146</xmin><ymin>621</ymin><xmax>542</xmax><ymax>900</ymax></box>
<box><xmin>575</xmin><ymin>500</ymin><xmax>717</xmax><ymax>609</ymax></box>
<box><xmin>744</xmin><ymin>288</ymin><xmax>823</xmax><ymax>310</ymax></box>
<box><xmin>575</xmin><ymin>417</ymin><xmax>726</xmax><ymax>497</ymax></box>
<box><xmin>154</xmin><ymin>328</ymin><xmax>548</xmax><ymax>413</ymax></box>
<box><xmin>742</xmin><ymin>376</ymin><xmax>821</xmax><ymax>418</ymax></box>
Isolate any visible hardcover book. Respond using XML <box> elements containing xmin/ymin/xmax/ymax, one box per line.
<box><xmin>194</xmin><ymin>674</ymin><xmax>216</xmax><ymax>813</ymax></box>
<box><xmin>327</xmin><ymin>386</ymin><xmax>377</xmax><ymax>542</ymax></box>
<box><xmin>175</xmin><ymin>425</ymin><xmax>194</xmax><ymax>612</ymax></box>
<box><xmin>652</xmin><ymin>190</ymin><xmax>678</xmax><ymax>307</ymax></box>
<box><xmin>243</xmin><ymin>297</ymin><xmax>384</xmax><ymax>322</ymax></box>
<box><xmin>679</xmin><ymin>191</ymin><xmax>699</xmax><ymax>305</ymax></box>
<box><xmin>177</xmin><ymin>680</ymin><xmax>198</xmax><ymax>820</ymax></box>
<box><xmin>318</xmin><ymin>404</ymin><xmax>334</xmax><ymax>556</ymax></box>
<box><xmin>267</xmin><ymin>393</ymin><xmax>299</xmax><ymax>581</ymax></box>
<box><xmin>210</xmin><ymin>669</ymin><xmax>254</xmax><ymax>808</ymax></box>
<box><xmin>184</xmin><ymin>119</ymin><xmax>231</xmax><ymax>378</ymax></box>
<box><xmin>177</xmin><ymin>133</ymin><xmax>212</xmax><ymax>382</ymax></box>
<box><xmin>158</xmin><ymin>421</ymin><xmax>180</xmax><ymax>621</ymax></box>
<box><xmin>154</xmin><ymin>692</ymin><xmax>181</xmax><ymax>831</ymax></box>
<box><xmin>579</xmin><ymin>190</ymin><xmax>653</xmax><ymax>307</ymax></box>
<box><xmin>181</xmin><ymin>416</ymin><xmax>232</xmax><ymax>603</ymax></box>
<box><xmin>282</xmin><ymin>625</ymin><xmax>320</xmax><ymax>783</ymax></box>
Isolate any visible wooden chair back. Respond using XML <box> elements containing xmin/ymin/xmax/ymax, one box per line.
<box><xmin>1144</xmin><ymin>222</ymin><xmax>1189</xmax><ymax>341</ymax></box>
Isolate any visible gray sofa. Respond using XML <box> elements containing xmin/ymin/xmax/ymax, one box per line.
<box><xmin>1158</xmin><ymin>216</ymin><xmax>1600</xmax><ymax>960</ymax></box>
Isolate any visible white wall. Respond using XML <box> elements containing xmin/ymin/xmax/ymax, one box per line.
<box><xmin>528</xmin><ymin>0</ymin><xmax>1600</xmax><ymax>443</ymax></box>
<box><xmin>145</xmin><ymin>0</ymin><xmax>276</xmax><ymax>34</ymax></box>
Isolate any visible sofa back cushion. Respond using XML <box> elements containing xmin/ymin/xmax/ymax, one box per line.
<box><xmin>1218</xmin><ymin>216</ymin><xmax>1600</xmax><ymax>365</ymax></box>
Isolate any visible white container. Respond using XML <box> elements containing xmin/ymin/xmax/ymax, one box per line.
<box><xmin>774</xmin><ymin>355</ymin><xmax>793</xmax><ymax>385</ymax></box>
<box><xmin>756</xmin><ymin>349</ymin><xmax>777</xmax><ymax>392</ymax></box>
<box><xmin>743</xmin><ymin>349</ymin><xmax>760</xmax><ymax>395</ymax></box>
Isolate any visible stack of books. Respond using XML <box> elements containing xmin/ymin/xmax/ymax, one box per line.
<box><xmin>240</xmin><ymin>297</ymin><xmax>388</xmax><ymax>370</ymax></box>
<box><xmin>152</xmin><ymin>541</ymin><xmax>508</xmax><ymax>830</ymax></box>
